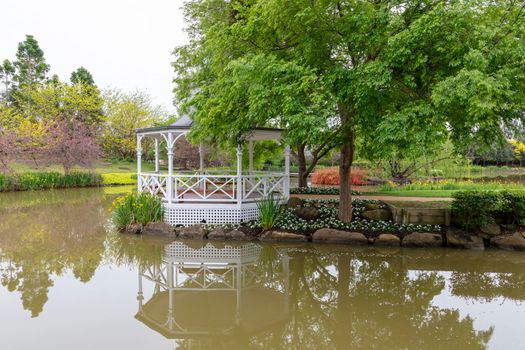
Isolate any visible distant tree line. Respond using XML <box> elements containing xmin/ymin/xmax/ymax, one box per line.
<box><xmin>0</xmin><ymin>35</ymin><xmax>166</xmax><ymax>174</ymax></box>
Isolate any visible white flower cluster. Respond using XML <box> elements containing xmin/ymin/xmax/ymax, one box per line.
<box><xmin>275</xmin><ymin>199</ymin><xmax>442</xmax><ymax>234</ymax></box>
<box><xmin>289</xmin><ymin>187</ymin><xmax>361</xmax><ymax>195</ymax></box>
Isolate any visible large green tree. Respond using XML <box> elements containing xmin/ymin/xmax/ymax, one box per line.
<box><xmin>11</xmin><ymin>35</ymin><xmax>50</xmax><ymax>109</ymax></box>
<box><xmin>174</xmin><ymin>0</ymin><xmax>525</xmax><ymax>221</ymax></box>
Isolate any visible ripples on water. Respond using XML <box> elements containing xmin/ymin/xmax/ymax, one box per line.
<box><xmin>0</xmin><ymin>187</ymin><xmax>524</xmax><ymax>349</ymax></box>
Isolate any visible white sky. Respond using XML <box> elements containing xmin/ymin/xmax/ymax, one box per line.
<box><xmin>0</xmin><ymin>0</ymin><xmax>188</xmax><ymax>114</ymax></box>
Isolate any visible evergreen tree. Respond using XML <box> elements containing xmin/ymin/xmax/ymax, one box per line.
<box><xmin>70</xmin><ymin>67</ymin><xmax>95</xmax><ymax>86</ymax></box>
<box><xmin>0</xmin><ymin>60</ymin><xmax>15</xmax><ymax>104</ymax></box>
<box><xmin>13</xmin><ymin>35</ymin><xmax>49</xmax><ymax>89</ymax></box>
<box><xmin>11</xmin><ymin>35</ymin><xmax>50</xmax><ymax>112</ymax></box>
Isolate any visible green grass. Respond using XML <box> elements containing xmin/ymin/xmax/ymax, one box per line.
<box><xmin>366</xmin><ymin>189</ymin><xmax>458</xmax><ymax>197</ymax></box>
<box><xmin>370</xmin><ymin>179</ymin><xmax>525</xmax><ymax>198</ymax></box>
<box><xmin>101</xmin><ymin>173</ymin><xmax>137</xmax><ymax>185</ymax></box>
<box><xmin>385</xmin><ymin>200</ymin><xmax>452</xmax><ymax>208</ymax></box>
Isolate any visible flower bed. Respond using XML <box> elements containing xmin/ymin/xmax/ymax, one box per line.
<box><xmin>290</xmin><ymin>187</ymin><xmax>361</xmax><ymax>195</ymax></box>
<box><xmin>243</xmin><ymin>198</ymin><xmax>441</xmax><ymax>236</ymax></box>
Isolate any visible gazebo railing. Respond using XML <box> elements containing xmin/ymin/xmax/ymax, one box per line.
<box><xmin>139</xmin><ymin>172</ymin><xmax>287</xmax><ymax>203</ymax></box>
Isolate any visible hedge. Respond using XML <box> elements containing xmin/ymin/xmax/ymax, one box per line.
<box><xmin>452</xmin><ymin>190</ymin><xmax>525</xmax><ymax>230</ymax></box>
<box><xmin>0</xmin><ymin>171</ymin><xmax>103</xmax><ymax>192</ymax></box>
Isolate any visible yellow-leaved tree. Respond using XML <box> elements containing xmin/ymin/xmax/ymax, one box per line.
<box><xmin>101</xmin><ymin>89</ymin><xmax>166</xmax><ymax>160</ymax></box>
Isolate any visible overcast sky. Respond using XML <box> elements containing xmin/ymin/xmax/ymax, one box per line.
<box><xmin>0</xmin><ymin>0</ymin><xmax>188</xmax><ymax>114</ymax></box>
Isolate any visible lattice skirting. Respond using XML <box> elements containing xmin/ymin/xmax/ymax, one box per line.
<box><xmin>164</xmin><ymin>203</ymin><xmax>259</xmax><ymax>226</ymax></box>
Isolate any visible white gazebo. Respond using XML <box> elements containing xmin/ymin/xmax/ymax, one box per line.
<box><xmin>135</xmin><ymin>116</ymin><xmax>290</xmax><ymax>226</ymax></box>
<box><xmin>135</xmin><ymin>241</ymin><xmax>290</xmax><ymax>340</ymax></box>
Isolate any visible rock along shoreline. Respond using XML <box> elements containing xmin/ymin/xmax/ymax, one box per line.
<box><xmin>122</xmin><ymin>221</ymin><xmax>525</xmax><ymax>252</ymax></box>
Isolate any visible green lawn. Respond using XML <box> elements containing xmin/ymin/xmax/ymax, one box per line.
<box><xmin>364</xmin><ymin>190</ymin><xmax>458</xmax><ymax>198</ymax></box>
<box><xmin>9</xmin><ymin>159</ymin><xmax>154</xmax><ymax>174</ymax></box>
<box><xmin>384</xmin><ymin>200</ymin><xmax>452</xmax><ymax>208</ymax></box>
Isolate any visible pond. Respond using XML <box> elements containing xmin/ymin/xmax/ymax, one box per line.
<box><xmin>0</xmin><ymin>187</ymin><xmax>524</xmax><ymax>349</ymax></box>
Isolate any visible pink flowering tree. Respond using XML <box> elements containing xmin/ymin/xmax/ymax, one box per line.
<box><xmin>44</xmin><ymin>118</ymin><xmax>103</xmax><ymax>174</ymax></box>
<box><xmin>0</xmin><ymin>128</ymin><xmax>18</xmax><ymax>173</ymax></box>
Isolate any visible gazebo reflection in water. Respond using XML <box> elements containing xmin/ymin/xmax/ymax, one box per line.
<box><xmin>135</xmin><ymin>241</ymin><xmax>291</xmax><ymax>344</ymax></box>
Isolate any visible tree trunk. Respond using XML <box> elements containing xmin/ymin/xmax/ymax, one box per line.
<box><xmin>338</xmin><ymin>104</ymin><xmax>354</xmax><ymax>222</ymax></box>
<box><xmin>296</xmin><ymin>144</ymin><xmax>308</xmax><ymax>188</ymax></box>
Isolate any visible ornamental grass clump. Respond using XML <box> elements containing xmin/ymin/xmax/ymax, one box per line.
<box><xmin>0</xmin><ymin>171</ymin><xmax>102</xmax><ymax>191</ymax></box>
<box><xmin>112</xmin><ymin>192</ymin><xmax>164</xmax><ymax>230</ymax></box>
<box><xmin>257</xmin><ymin>195</ymin><xmax>281</xmax><ymax>230</ymax></box>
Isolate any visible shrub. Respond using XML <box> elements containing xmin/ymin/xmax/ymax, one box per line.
<box><xmin>0</xmin><ymin>173</ymin><xmax>17</xmax><ymax>191</ymax></box>
<box><xmin>290</xmin><ymin>187</ymin><xmax>361</xmax><ymax>195</ymax></box>
<box><xmin>257</xmin><ymin>195</ymin><xmax>281</xmax><ymax>230</ymax></box>
<box><xmin>500</xmin><ymin>191</ymin><xmax>525</xmax><ymax>225</ymax></box>
<box><xmin>112</xmin><ymin>192</ymin><xmax>164</xmax><ymax>230</ymax></box>
<box><xmin>451</xmin><ymin>191</ymin><xmax>502</xmax><ymax>231</ymax></box>
<box><xmin>311</xmin><ymin>167</ymin><xmax>367</xmax><ymax>186</ymax></box>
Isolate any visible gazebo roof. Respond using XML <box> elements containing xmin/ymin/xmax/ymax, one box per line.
<box><xmin>135</xmin><ymin>115</ymin><xmax>283</xmax><ymax>141</ymax></box>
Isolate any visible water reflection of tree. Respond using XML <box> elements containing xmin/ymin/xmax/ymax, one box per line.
<box><xmin>0</xmin><ymin>191</ymin><xmax>110</xmax><ymax>317</ymax></box>
<box><xmin>165</xmin><ymin>246</ymin><xmax>494</xmax><ymax>350</ymax></box>
<box><xmin>246</xmin><ymin>249</ymin><xmax>492</xmax><ymax>350</ymax></box>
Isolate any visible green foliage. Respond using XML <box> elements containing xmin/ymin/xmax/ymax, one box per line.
<box><xmin>112</xmin><ymin>192</ymin><xmax>164</xmax><ymax>230</ymax></box>
<box><xmin>0</xmin><ymin>171</ymin><xmax>102</xmax><ymax>191</ymax></box>
<box><xmin>70</xmin><ymin>67</ymin><xmax>95</xmax><ymax>86</ymax></box>
<box><xmin>452</xmin><ymin>190</ymin><xmax>525</xmax><ymax>230</ymax></box>
<box><xmin>452</xmin><ymin>191</ymin><xmax>502</xmax><ymax>231</ymax></box>
<box><xmin>379</xmin><ymin>180</ymin><xmax>525</xmax><ymax>193</ymax></box>
<box><xmin>174</xmin><ymin>0</ymin><xmax>525</xmax><ymax>220</ymax></box>
<box><xmin>101</xmin><ymin>89</ymin><xmax>166</xmax><ymax>160</ymax></box>
<box><xmin>499</xmin><ymin>191</ymin><xmax>525</xmax><ymax>225</ymax></box>
<box><xmin>290</xmin><ymin>187</ymin><xmax>361</xmax><ymax>196</ymax></box>
<box><xmin>257</xmin><ymin>195</ymin><xmax>281</xmax><ymax>230</ymax></box>
<box><xmin>12</xmin><ymin>35</ymin><xmax>49</xmax><ymax>90</ymax></box>
<box><xmin>267</xmin><ymin>199</ymin><xmax>441</xmax><ymax>234</ymax></box>
<box><xmin>0</xmin><ymin>173</ymin><xmax>16</xmax><ymax>191</ymax></box>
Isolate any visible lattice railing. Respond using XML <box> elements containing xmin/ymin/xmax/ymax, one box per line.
<box><xmin>174</xmin><ymin>174</ymin><xmax>237</xmax><ymax>202</ymax></box>
<box><xmin>242</xmin><ymin>173</ymin><xmax>286</xmax><ymax>201</ymax></box>
<box><xmin>139</xmin><ymin>173</ymin><xmax>168</xmax><ymax>197</ymax></box>
<box><xmin>139</xmin><ymin>172</ymin><xmax>287</xmax><ymax>203</ymax></box>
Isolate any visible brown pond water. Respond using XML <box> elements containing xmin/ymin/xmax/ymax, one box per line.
<box><xmin>1</xmin><ymin>187</ymin><xmax>524</xmax><ymax>350</ymax></box>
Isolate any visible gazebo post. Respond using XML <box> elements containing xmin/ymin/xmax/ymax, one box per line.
<box><xmin>154</xmin><ymin>138</ymin><xmax>160</xmax><ymax>173</ymax></box>
<box><xmin>167</xmin><ymin>132</ymin><xmax>174</xmax><ymax>203</ymax></box>
<box><xmin>248</xmin><ymin>140</ymin><xmax>254</xmax><ymax>175</ymax></box>
<box><xmin>237</xmin><ymin>145</ymin><xmax>243</xmax><ymax>205</ymax></box>
<box><xmin>284</xmin><ymin>145</ymin><xmax>291</xmax><ymax>200</ymax></box>
<box><xmin>137</xmin><ymin>134</ymin><xmax>143</xmax><ymax>192</ymax></box>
